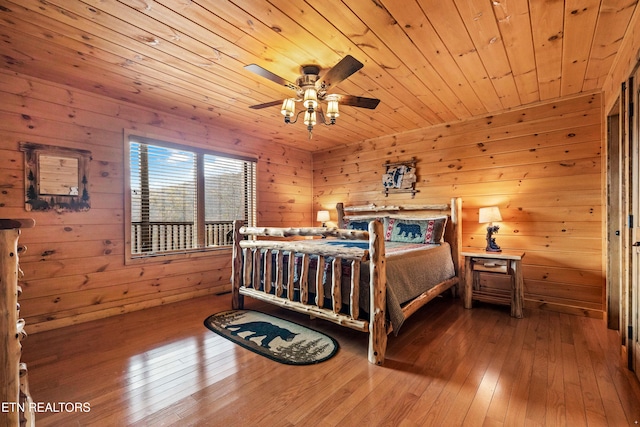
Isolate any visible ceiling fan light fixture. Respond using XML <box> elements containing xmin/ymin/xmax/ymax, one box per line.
<box><xmin>326</xmin><ymin>98</ymin><xmax>339</xmax><ymax>122</ymax></box>
<box><xmin>303</xmin><ymin>110</ymin><xmax>317</xmax><ymax>127</ymax></box>
<box><xmin>303</xmin><ymin>88</ymin><xmax>318</xmax><ymax>110</ymax></box>
<box><xmin>245</xmin><ymin>55</ymin><xmax>380</xmax><ymax>138</ymax></box>
<box><xmin>281</xmin><ymin>98</ymin><xmax>295</xmax><ymax>122</ymax></box>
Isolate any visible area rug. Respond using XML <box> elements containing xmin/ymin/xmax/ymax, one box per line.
<box><xmin>204</xmin><ymin>310</ymin><xmax>339</xmax><ymax>365</ymax></box>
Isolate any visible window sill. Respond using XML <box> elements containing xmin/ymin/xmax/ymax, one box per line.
<box><xmin>125</xmin><ymin>246</ymin><xmax>231</xmax><ymax>265</ymax></box>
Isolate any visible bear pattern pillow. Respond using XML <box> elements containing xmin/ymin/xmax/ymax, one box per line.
<box><xmin>385</xmin><ymin>217</ymin><xmax>447</xmax><ymax>244</ymax></box>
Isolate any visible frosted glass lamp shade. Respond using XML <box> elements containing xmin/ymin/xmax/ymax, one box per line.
<box><xmin>304</xmin><ymin>110</ymin><xmax>317</xmax><ymax>126</ymax></box>
<box><xmin>280</xmin><ymin>98</ymin><xmax>295</xmax><ymax>118</ymax></box>
<box><xmin>303</xmin><ymin>88</ymin><xmax>318</xmax><ymax>109</ymax></box>
<box><xmin>326</xmin><ymin>99</ymin><xmax>339</xmax><ymax>119</ymax></box>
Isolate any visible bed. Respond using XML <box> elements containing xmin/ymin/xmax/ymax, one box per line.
<box><xmin>231</xmin><ymin>198</ymin><xmax>463</xmax><ymax>365</ymax></box>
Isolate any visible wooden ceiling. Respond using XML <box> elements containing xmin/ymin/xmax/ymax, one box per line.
<box><xmin>0</xmin><ymin>0</ymin><xmax>637</xmax><ymax>151</ymax></box>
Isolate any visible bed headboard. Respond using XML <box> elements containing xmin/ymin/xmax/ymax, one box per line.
<box><xmin>335</xmin><ymin>197</ymin><xmax>463</xmax><ymax>276</ymax></box>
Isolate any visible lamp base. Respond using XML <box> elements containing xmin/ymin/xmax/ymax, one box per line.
<box><xmin>485</xmin><ymin>245</ymin><xmax>502</xmax><ymax>253</ymax></box>
<box><xmin>485</xmin><ymin>225</ymin><xmax>502</xmax><ymax>252</ymax></box>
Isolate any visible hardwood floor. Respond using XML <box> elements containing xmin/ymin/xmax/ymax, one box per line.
<box><xmin>21</xmin><ymin>294</ymin><xmax>640</xmax><ymax>426</ymax></box>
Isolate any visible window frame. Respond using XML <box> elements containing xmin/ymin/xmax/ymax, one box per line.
<box><xmin>124</xmin><ymin>130</ymin><xmax>257</xmax><ymax>265</ymax></box>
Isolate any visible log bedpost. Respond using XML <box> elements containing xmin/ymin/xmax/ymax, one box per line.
<box><xmin>368</xmin><ymin>219</ymin><xmax>387</xmax><ymax>365</ymax></box>
<box><xmin>451</xmin><ymin>197</ymin><xmax>463</xmax><ymax>292</ymax></box>
<box><xmin>231</xmin><ymin>220</ymin><xmax>244</xmax><ymax>310</ymax></box>
<box><xmin>336</xmin><ymin>202</ymin><xmax>345</xmax><ymax>228</ymax></box>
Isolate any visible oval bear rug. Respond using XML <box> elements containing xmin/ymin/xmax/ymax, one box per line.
<box><xmin>204</xmin><ymin>310</ymin><xmax>339</xmax><ymax>365</ymax></box>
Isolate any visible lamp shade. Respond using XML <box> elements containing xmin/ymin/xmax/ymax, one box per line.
<box><xmin>304</xmin><ymin>110</ymin><xmax>317</xmax><ymax>126</ymax></box>
<box><xmin>316</xmin><ymin>210</ymin><xmax>330</xmax><ymax>223</ymax></box>
<box><xmin>479</xmin><ymin>206</ymin><xmax>502</xmax><ymax>224</ymax></box>
<box><xmin>326</xmin><ymin>98</ymin><xmax>339</xmax><ymax>120</ymax></box>
<box><xmin>303</xmin><ymin>88</ymin><xmax>318</xmax><ymax>109</ymax></box>
<box><xmin>280</xmin><ymin>98</ymin><xmax>295</xmax><ymax>118</ymax></box>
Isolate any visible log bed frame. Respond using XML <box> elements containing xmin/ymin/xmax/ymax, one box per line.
<box><xmin>231</xmin><ymin>197</ymin><xmax>463</xmax><ymax>365</ymax></box>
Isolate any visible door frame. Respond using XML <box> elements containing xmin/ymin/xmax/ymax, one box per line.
<box><xmin>608</xmin><ymin>63</ymin><xmax>640</xmax><ymax>374</ymax></box>
<box><xmin>606</xmin><ymin>98</ymin><xmax>623</xmax><ymax>333</ymax></box>
<box><xmin>630</xmin><ymin>67</ymin><xmax>640</xmax><ymax>376</ymax></box>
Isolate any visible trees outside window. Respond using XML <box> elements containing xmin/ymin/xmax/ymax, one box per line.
<box><xmin>126</xmin><ymin>135</ymin><xmax>256</xmax><ymax>261</ymax></box>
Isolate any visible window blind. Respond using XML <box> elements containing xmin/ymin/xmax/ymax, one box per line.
<box><xmin>128</xmin><ymin>137</ymin><xmax>256</xmax><ymax>257</ymax></box>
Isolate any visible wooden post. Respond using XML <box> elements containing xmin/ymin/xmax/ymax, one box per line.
<box><xmin>19</xmin><ymin>363</ymin><xmax>34</xmax><ymax>427</ymax></box>
<box><xmin>263</xmin><ymin>249</ymin><xmax>272</xmax><ymax>294</ymax></box>
<box><xmin>368</xmin><ymin>219</ymin><xmax>387</xmax><ymax>365</ymax></box>
<box><xmin>350</xmin><ymin>260</ymin><xmax>360</xmax><ymax>320</ymax></box>
<box><xmin>336</xmin><ymin>202</ymin><xmax>345</xmax><ymax>228</ymax></box>
<box><xmin>0</xmin><ymin>218</ymin><xmax>34</xmax><ymax>427</ymax></box>
<box><xmin>511</xmin><ymin>259</ymin><xmax>524</xmax><ymax>318</ymax></box>
<box><xmin>463</xmin><ymin>256</ymin><xmax>473</xmax><ymax>309</ymax></box>
<box><xmin>275</xmin><ymin>251</ymin><xmax>284</xmax><ymax>297</ymax></box>
<box><xmin>287</xmin><ymin>253</ymin><xmax>295</xmax><ymax>301</ymax></box>
<box><xmin>299</xmin><ymin>254</ymin><xmax>309</xmax><ymax>304</ymax></box>
<box><xmin>331</xmin><ymin>258</ymin><xmax>342</xmax><ymax>313</ymax></box>
<box><xmin>451</xmin><ymin>197</ymin><xmax>463</xmax><ymax>289</ymax></box>
<box><xmin>315</xmin><ymin>255</ymin><xmax>325</xmax><ymax>308</ymax></box>
<box><xmin>231</xmin><ymin>220</ymin><xmax>243</xmax><ymax>310</ymax></box>
<box><xmin>252</xmin><ymin>249</ymin><xmax>261</xmax><ymax>290</ymax></box>
<box><xmin>242</xmin><ymin>248</ymin><xmax>252</xmax><ymax>289</ymax></box>
<box><xmin>1</xmin><ymin>227</ymin><xmax>21</xmax><ymax>427</ymax></box>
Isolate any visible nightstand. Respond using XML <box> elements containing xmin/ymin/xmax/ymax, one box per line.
<box><xmin>461</xmin><ymin>248</ymin><xmax>525</xmax><ymax>318</ymax></box>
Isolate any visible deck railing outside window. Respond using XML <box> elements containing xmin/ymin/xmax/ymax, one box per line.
<box><xmin>131</xmin><ymin>220</ymin><xmax>234</xmax><ymax>254</ymax></box>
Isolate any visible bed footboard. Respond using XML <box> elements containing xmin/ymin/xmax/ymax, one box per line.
<box><xmin>231</xmin><ymin>220</ymin><xmax>388</xmax><ymax>365</ymax></box>
<box><xmin>230</xmin><ymin>197</ymin><xmax>462</xmax><ymax>365</ymax></box>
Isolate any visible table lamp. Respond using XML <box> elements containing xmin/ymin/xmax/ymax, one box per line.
<box><xmin>479</xmin><ymin>206</ymin><xmax>502</xmax><ymax>252</ymax></box>
<box><xmin>316</xmin><ymin>210</ymin><xmax>330</xmax><ymax>227</ymax></box>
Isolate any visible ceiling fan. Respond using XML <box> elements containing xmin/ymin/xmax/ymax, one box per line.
<box><xmin>245</xmin><ymin>55</ymin><xmax>380</xmax><ymax>138</ymax></box>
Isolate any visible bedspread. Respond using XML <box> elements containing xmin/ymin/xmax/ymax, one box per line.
<box><xmin>324</xmin><ymin>241</ymin><xmax>455</xmax><ymax>334</ymax></box>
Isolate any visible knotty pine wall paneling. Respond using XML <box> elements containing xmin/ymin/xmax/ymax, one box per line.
<box><xmin>313</xmin><ymin>92</ymin><xmax>604</xmax><ymax>318</ymax></box>
<box><xmin>0</xmin><ymin>70</ymin><xmax>313</xmax><ymax>333</ymax></box>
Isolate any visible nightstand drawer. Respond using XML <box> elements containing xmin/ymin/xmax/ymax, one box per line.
<box><xmin>472</xmin><ymin>258</ymin><xmax>508</xmax><ymax>274</ymax></box>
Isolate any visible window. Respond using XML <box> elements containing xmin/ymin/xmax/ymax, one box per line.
<box><xmin>126</xmin><ymin>134</ymin><xmax>256</xmax><ymax>261</ymax></box>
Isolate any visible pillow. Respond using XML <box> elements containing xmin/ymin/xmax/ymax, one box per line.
<box><xmin>343</xmin><ymin>216</ymin><xmax>385</xmax><ymax>231</ymax></box>
<box><xmin>385</xmin><ymin>217</ymin><xmax>447</xmax><ymax>244</ymax></box>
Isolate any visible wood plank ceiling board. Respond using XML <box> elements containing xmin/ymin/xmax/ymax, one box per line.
<box><xmin>529</xmin><ymin>0</ymin><xmax>566</xmax><ymax>100</ymax></box>
<box><xmin>492</xmin><ymin>0</ymin><xmax>540</xmax><ymax>105</ymax></box>
<box><xmin>453</xmin><ymin>0</ymin><xmax>522</xmax><ymax>109</ymax></box>
<box><xmin>342</xmin><ymin>0</ymin><xmax>471</xmax><ymax>122</ymax></box>
<box><xmin>0</xmin><ymin>0</ymin><xmax>637</xmax><ymax>152</ymax></box>
<box><xmin>560</xmin><ymin>0</ymin><xmax>601</xmax><ymax>96</ymax></box>
<box><xmin>416</xmin><ymin>0</ymin><xmax>505</xmax><ymax>112</ymax></box>
<box><xmin>379</xmin><ymin>0</ymin><xmax>489</xmax><ymax>117</ymax></box>
<box><xmin>11</xmin><ymin>0</ymin><xmax>292</xmax><ymax>133</ymax></box>
<box><xmin>316</xmin><ymin>2</ymin><xmax>456</xmax><ymax>123</ymax></box>
<box><xmin>583</xmin><ymin>0</ymin><xmax>639</xmax><ymax>91</ymax></box>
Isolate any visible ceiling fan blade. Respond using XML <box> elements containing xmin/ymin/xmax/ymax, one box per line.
<box><xmin>338</xmin><ymin>95</ymin><xmax>380</xmax><ymax>109</ymax></box>
<box><xmin>248</xmin><ymin>100</ymin><xmax>285</xmax><ymax>109</ymax></box>
<box><xmin>244</xmin><ymin>64</ymin><xmax>299</xmax><ymax>91</ymax></box>
<box><xmin>318</xmin><ymin>55</ymin><xmax>364</xmax><ymax>90</ymax></box>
